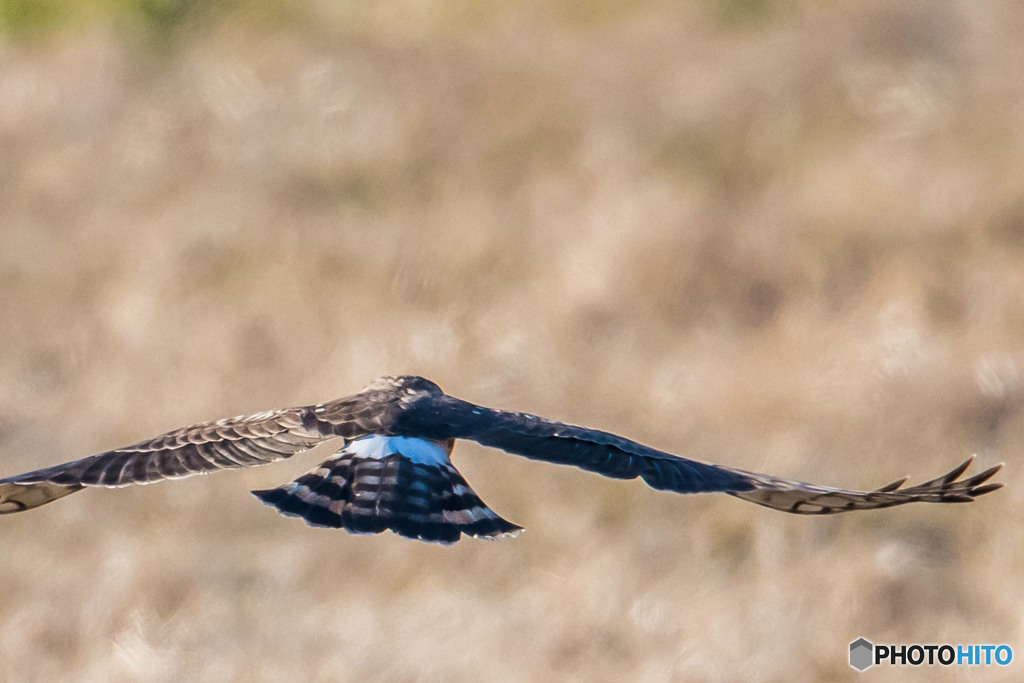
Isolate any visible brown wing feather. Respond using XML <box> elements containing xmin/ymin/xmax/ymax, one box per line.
<box><xmin>726</xmin><ymin>456</ymin><xmax>1004</xmax><ymax>514</ymax></box>
<box><xmin>0</xmin><ymin>381</ymin><xmax>414</xmax><ymax>514</ymax></box>
<box><xmin>395</xmin><ymin>394</ymin><xmax>1004</xmax><ymax>514</ymax></box>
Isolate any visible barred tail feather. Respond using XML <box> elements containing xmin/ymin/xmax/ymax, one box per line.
<box><xmin>252</xmin><ymin>451</ymin><xmax>522</xmax><ymax>544</ymax></box>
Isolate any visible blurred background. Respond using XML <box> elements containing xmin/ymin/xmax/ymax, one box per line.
<box><xmin>0</xmin><ymin>0</ymin><xmax>1022</xmax><ymax>680</ymax></box>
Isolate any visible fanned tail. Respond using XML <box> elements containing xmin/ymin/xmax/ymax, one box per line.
<box><xmin>252</xmin><ymin>447</ymin><xmax>522</xmax><ymax>544</ymax></box>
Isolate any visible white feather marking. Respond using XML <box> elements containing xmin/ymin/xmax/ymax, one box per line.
<box><xmin>345</xmin><ymin>435</ymin><xmax>451</xmax><ymax>466</ymax></box>
<box><xmin>295</xmin><ymin>484</ymin><xmax>333</xmax><ymax>508</ymax></box>
<box><xmin>444</xmin><ymin>508</ymin><xmax>487</xmax><ymax>524</ymax></box>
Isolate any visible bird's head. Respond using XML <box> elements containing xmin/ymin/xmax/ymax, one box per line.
<box><xmin>361</xmin><ymin>375</ymin><xmax>444</xmax><ymax>397</ymax></box>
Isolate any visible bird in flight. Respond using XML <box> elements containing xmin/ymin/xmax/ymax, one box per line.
<box><xmin>0</xmin><ymin>376</ymin><xmax>1004</xmax><ymax>544</ymax></box>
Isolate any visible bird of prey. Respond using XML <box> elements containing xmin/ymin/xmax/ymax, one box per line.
<box><xmin>0</xmin><ymin>376</ymin><xmax>1004</xmax><ymax>544</ymax></box>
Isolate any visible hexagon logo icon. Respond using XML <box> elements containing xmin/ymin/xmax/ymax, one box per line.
<box><xmin>849</xmin><ymin>638</ymin><xmax>874</xmax><ymax>671</ymax></box>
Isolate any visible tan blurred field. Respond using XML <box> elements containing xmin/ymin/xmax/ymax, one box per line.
<box><xmin>0</xmin><ymin>1</ymin><xmax>1022</xmax><ymax>680</ymax></box>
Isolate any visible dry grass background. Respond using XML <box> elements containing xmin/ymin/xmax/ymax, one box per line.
<box><xmin>0</xmin><ymin>0</ymin><xmax>1022</xmax><ymax>680</ymax></box>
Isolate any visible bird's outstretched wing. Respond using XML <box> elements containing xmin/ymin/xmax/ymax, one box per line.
<box><xmin>0</xmin><ymin>385</ymin><xmax>409</xmax><ymax>514</ymax></box>
<box><xmin>395</xmin><ymin>394</ymin><xmax>1004</xmax><ymax>513</ymax></box>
